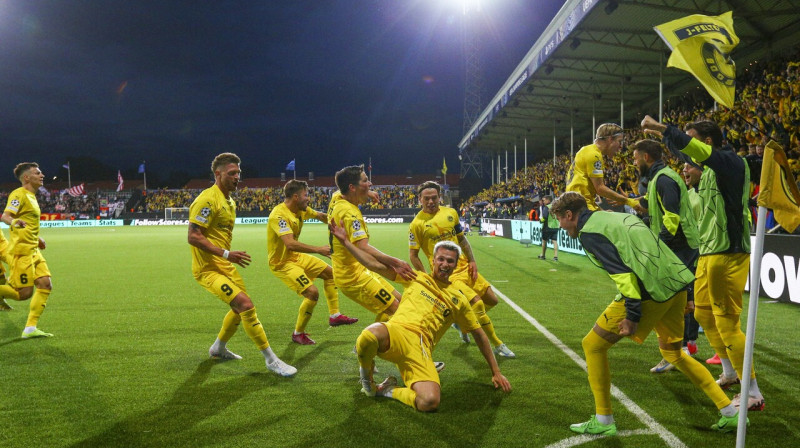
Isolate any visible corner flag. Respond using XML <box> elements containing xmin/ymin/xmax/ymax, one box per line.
<box><xmin>655</xmin><ymin>11</ymin><xmax>739</xmax><ymax>108</ymax></box>
<box><xmin>758</xmin><ymin>141</ymin><xmax>800</xmax><ymax>232</ymax></box>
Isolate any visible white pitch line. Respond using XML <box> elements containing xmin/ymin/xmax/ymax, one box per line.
<box><xmin>493</xmin><ymin>286</ymin><xmax>687</xmax><ymax>448</ymax></box>
<box><xmin>544</xmin><ymin>429</ymin><xmax>656</xmax><ymax>448</ymax></box>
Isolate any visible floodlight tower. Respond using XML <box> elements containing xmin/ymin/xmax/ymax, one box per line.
<box><xmin>460</xmin><ymin>0</ymin><xmax>485</xmax><ymax>179</ymax></box>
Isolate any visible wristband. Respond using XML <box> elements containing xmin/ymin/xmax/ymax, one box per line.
<box><xmin>222</xmin><ymin>250</ymin><xmax>230</xmax><ymax>259</ymax></box>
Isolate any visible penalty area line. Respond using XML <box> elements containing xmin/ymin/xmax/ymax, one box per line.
<box><xmin>492</xmin><ymin>286</ymin><xmax>687</xmax><ymax>448</ymax></box>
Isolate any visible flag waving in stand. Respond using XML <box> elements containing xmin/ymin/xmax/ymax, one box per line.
<box><xmin>654</xmin><ymin>11</ymin><xmax>739</xmax><ymax>108</ymax></box>
<box><xmin>117</xmin><ymin>170</ymin><xmax>124</xmax><ymax>192</ymax></box>
<box><xmin>286</xmin><ymin>159</ymin><xmax>296</xmax><ymax>179</ymax></box>
<box><xmin>759</xmin><ymin>141</ymin><xmax>800</xmax><ymax>232</ymax></box>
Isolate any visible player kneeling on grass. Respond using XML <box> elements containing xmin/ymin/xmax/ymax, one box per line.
<box><xmin>330</xmin><ymin>221</ymin><xmax>511</xmax><ymax>411</ymax></box>
<box><xmin>551</xmin><ymin>191</ymin><xmax>746</xmax><ymax>434</ymax></box>
<box><xmin>188</xmin><ymin>152</ymin><xmax>296</xmax><ymax>377</ymax></box>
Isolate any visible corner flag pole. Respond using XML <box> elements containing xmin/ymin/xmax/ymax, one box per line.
<box><xmin>736</xmin><ymin>205</ymin><xmax>766</xmax><ymax>447</ymax></box>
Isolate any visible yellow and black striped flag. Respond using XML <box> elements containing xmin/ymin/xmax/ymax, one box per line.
<box><xmin>655</xmin><ymin>11</ymin><xmax>739</xmax><ymax>108</ymax></box>
<box><xmin>758</xmin><ymin>141</ymin><xmax>800</xmax><ymax>233</ymax></box>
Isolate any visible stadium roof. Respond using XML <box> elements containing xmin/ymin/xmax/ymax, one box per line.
<box><xmin>458</xmin><ymin>0</ymin><xmax>800</xmax><ymax>161</ymax></box>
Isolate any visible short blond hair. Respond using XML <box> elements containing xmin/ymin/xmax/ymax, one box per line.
<box><xmin>595</xmin><ymin>123</ymin><xmax>623</xmax><ymax>140</ymax></box>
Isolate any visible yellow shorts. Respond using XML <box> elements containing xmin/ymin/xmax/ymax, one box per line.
<box><xmin>195</xmin><ymin>269</ymin><xmax>246</xmax><ymax>304</ymax></box>
<box><xmin>337</xmin><ymin>270</ymin><xmax>397</xmax><ymax>314</ymax></box>
<box><xmin>694</xmin><ymin>253</ymin><xmax>749</xmax><ymax>316</ymax></box>
<box><xmin>270</xmin><ymin>254</ymin><xmax>329</xmax><ymax>295</ymax></box>
<box><xmin>378</xmin><ymin>322</ymin><xmax>440</xmax><ymax>387</ymax></box>
<box><xmin>595</xmin><ymin>291</ymin><xmax>687</xmax><ymax>345</ymax></box>
<box><xmin>448</xmin><ymin>270</ymin><xmax>490</xmax><ymax>297</ymax></box>
<box><xmin>8</xmin><ymin>251</ymin><xmax>51</xmax><ymax>289</ymax></box>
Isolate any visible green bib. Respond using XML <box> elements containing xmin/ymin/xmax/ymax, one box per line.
<box><xmin>647</xmin><ymin>166</ymin><xmax>700</xmax><ymax>249</ymax></box>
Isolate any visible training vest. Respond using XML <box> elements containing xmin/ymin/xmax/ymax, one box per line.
<box><xmin>696</xmin><ymin>158</ymin><xmax>751</xmax><ymax>255</ymax></box>
<box><xmin>580</xmin><ymin>211</ymin><xmax>695</xmax><ymax>302</ymax></box>
<box><xmin>647</xmin><ymin>166</ymin><xmax>700</xmax><ymax>249</ymax></box>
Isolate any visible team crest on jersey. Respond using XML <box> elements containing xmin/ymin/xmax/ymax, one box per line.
<box><xmin>10</xmin><ymin>199</ymin><xmax>20</xmax><ymax>208</ymax></box>
<box><xmin>451</xmin><ymin>296</ymin><xmax>459</xmax><ymax>305</ymax></box>
<box><xmin>447</xmin><ymin>216</ymin><xmax>453</xmax><ymax>222</ymax></box>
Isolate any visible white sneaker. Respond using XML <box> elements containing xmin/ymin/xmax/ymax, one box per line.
<box><xmin>650</xmin><ymin>358</ymin><xmax>674</xmax><ymax>373</ymax></box>
<box><xmin>266</xmin><ymin>358</ymin><xmax>297</xmax><ymax>377</ymax></box>
<box><xmin>493</xmin><ymin>343</ymin><xmax>516</xmax><ymax>358</ymax></box>
<box><xmin>434</xmin><ymin>361</ymin><xmax>445</xmax><ymax>373</ymax></box>
<box><xmin>209</xmin><ymin>346</ymin><xmax>242</xmax><ymax>360</ymax></box>
<box><xmin>360</xmin><ymin>375</ymin><xmax>376</xmax><ymax>397</ymax></box>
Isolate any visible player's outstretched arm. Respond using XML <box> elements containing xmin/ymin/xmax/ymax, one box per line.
<box><xmin>409</xmin><ymin>248</ymin><xmax>427</xmax><ymax>273</ymax></box>
<box><xmin>356</xmin><ymin>239</ymin><xmax>415</xmax><ymax>281</ymax></box>
<box><xmin>280</xmin><ymin>234</ymin><xmax>331</xmax><ymax>257</ymax></box>
<box><xmin>329</xmin><ymin>220</ymin><xmax>396</xmax><ymax>281</ymax></box>
<box><xmin>471</xmin><ymin>328</ymin><xmax>512</xmax><ymax>393</ymax></box>
<box><xmin>188</xmin><ymin>223</ymin><xmax>251</xmax><ymax>267</ymax></box>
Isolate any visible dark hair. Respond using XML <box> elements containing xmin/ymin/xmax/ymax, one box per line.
<box><xmin>417</xmin><ymin>181</ymin><xmax>441</xmax><ymax>196</ymax></box>
<box><xmin>550</xmin><ymin>191</ymin><xmax>587</xmax><ymax>217</ymax></box>
<box><xmin>283</xmin><ymin>179</ymin><xmax>308</xmax><ymax>199</ymax></box>
<box><xmin>211</xmin><ymin>153</ymin><xmax>241</xmax><ymax>173</ymax></box>
<box><xmin>335</xmin><ymin>165</ymin><xmax>364</xmax><ymax>193</ymax></box>
<box><xmin>631</xmin><ymin>139</ymin><xmax>663</xmax><ymax>161</ymax></box>
<box><xmin>14</xmin><ymin>162</ymin><xmax>39</xmax><ymax>180</ymax></box>
<box><xmin>685</xmin><ymin>121</ymin><xmax>723</xmax><ymax>148</ymax></box>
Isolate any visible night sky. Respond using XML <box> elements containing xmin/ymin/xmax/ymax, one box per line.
<box><xmin>0</xmin><ymin>1</ymin><xmax>562</xmax><ymax>186</ymax></box>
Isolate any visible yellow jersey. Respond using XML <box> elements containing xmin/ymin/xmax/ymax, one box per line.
<box><xmin>189</xmin><ymin>184</ymin><xmax>236</xmax><ymax>277</ymax></box>
<box><xmin>329</xmin><ymin>196</ymin><xmax>369</xmax><ymax>285</ymax></box>
<box><xmin>267</xmin><ymin>202</ymin><xmax>317</xmax><ymax>268</ymax></box>
<box><xmin>393</xmin><ymin>272</ymin><xmax>480</xmax><ymax>347</ymax></box>
<box><xmin>3</xmin><ymin>187</ymin><xmax>41</xmax><ymax>255</ymax></box>
<box><xmin>408</xmin><ymin>206</ymin><xmax>470</xmax><ymax>276</ymax></box>
<box><xmin>566</xmin><ymin>143</ymin><xmax>604</xmax><ymax>211</ymax></box>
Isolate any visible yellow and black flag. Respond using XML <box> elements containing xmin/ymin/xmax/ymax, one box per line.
<box><xmin>655</xmin><ymin>11</ymin><xmax>739</xmax><ymax>108</ymax></box>
<box><xmin>442</xmin><ymin>157</ymin><xmax>448</xmax><ymax>175</ymax></box>
<box><xmin>758</xmin><ymin>141</ymin><xmax>800</xmax><ymax>233</ymax></box>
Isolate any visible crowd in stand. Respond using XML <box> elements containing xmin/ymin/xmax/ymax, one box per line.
<box><xmin>0</xmin><ymin>190</ymin><xmax>128</xmax><ymax>218</ymax></box>
<box><xmin>463</xmin><ymin>49</ymin><xmax>800</xmax><ymax>230</ymax></box>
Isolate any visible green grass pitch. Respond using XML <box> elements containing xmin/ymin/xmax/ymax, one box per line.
<box><xmin>0</xmin><ymin>223</ymin><xmax>797</xmax><ymax>447</ymax></box>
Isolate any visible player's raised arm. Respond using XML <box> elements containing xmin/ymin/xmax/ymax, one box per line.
<box><xmin>329</xmin><ymin>220</ymin><xmax>396</xmax><ymax>281</ymax></box>
<box><xmin>279</xmin><ymin>233</ymin><xmax>331</xmax><ymax>257</ymax></box>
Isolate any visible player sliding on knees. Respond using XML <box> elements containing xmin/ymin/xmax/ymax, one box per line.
<box><xmin>330</xmin><ymin>220</ymin><xmax>511</xmax><ymax>411</ymax></box>
<box><xmin>188</xmin><ymin>152</ymin><xmax>296</xmax><ymax>377</ymax></box>
<box><xmin>409</xmin><ymin>181</ymin><xmax>515</xmax><ymax>358</ymax></box>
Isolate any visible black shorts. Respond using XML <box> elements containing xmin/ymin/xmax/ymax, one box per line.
<box><xmin>542</xmin><ymin>226</ymin><xmax>558</xmax><ymax>241</ymax></box>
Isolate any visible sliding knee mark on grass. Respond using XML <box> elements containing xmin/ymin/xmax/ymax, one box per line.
<box><xmin>492</xmin><ymin>286</ymin><xmax>688</xmax><ymax>448</ymax></box>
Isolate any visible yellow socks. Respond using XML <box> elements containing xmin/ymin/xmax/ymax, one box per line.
<box><xmin>583</xmin><ymin>329</ymin><xmax>614</xmax><ymax>415</ymax></box>
<box><xmin>323</xmin><ymin>279</ymin><xmax>339</xmax><ymax>316</ymax></box>
<box><xmin>0</xmin><ymin>284</ymin><xmax>20</xmax><ymax>301</ymax></box>
<box><xmin>217</xmin><ymin>309</ymin><xmax>241</xmax><ymax>342</ymax></box>
<box><xmin>716</xmin><ymin>313</ymin><xmax>753</xmax><ymax>380</ymax></box>
<box><xmin>662</xmin><ymin>348</ymin><xmax>731</xmax><ymax>409</ymax></box>
<box><xmin>240</xmin><ymin>308</ymin><xmax>269</xmax><ymax>351</ymax></box>
<box><xmin>473</xmin><ymin>301</ymin><xmax>502</xmax><ymax>346</ymax></box>
<box><xmin>25</xmin><ymin>289</ymin><xmax>50</xmax><ymax>328</ymax></box>
<box><xmin>356</xmin><ymin>328</ymin><xmax>378</xmax><ymax>370</ymax></box>
<box><xmin>391</xmin><ymin>387</ymin><xmax>418</xmax><ymax>409</ymax></box>
<box><xmin>295</xmin><ymin>298</ymin><xmax>317</xmax><ymax>333</ymax></box>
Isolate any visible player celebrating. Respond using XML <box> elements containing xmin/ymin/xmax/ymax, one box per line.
<box><xmin>566</xmin><ymin>123</ymin><xmax>640</xmax><ymax>211</ymax></box>
<box><xmin>1</xmin><ymin>163</ymin><xmax>51</xmax><ymax>338</ymax></box>
<box><xmin>267</xmin><ymin>179</ymin><xmax>358</xmax><ymax>346</ymax></box>
<box><xmin>331</xmin><ymin>220</ymin><xmax>511</xmax><ymax>411</ymax></box>
<box><xmin>188</xmin><ymin>152</ymin><xmax>296</xmax><ymax>376</ymax></box>
<box><xmin>641</xmin><ymin>115</ymin><xmax>764</xmax><ymax>411</ymax></box>
<box><xmin>551</xmin><ymin>192</ymin><xmax>745</xmax><ymax>434</ymax></box>
<box><xmin>409</xmin><ymin>181</ymin><xmax>515</xmax><ymax>358</ymax></box>
<box><xmin>327</xmin><ymin>165</ymin><xmax>414</xmax><ymax>321</ymax></box>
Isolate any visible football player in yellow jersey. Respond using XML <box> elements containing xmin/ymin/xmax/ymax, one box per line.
<box><xmin>1</xmin><ymin>163</ymin><xmax>51</xmax><ymax>338</ymax></box>
<box><xmin>409</xmin><ymin>181</ymin><xmax>515</xmax><ymax>358</ymax></box>
<box><xmin>566</xmin><ymin>123</ymin><xmax>640</xmax><ymax>211</ymax></box>
<box><xmin>0</xmin><ymin>227</ymin><xmax>16</xmax><ymax>311</ymax></box>
<box><xmin>328</xmin><ymin>165</ymin><xmax>415</xmax><ymax>321</ymax></box>
<box><xmin>188</xmin><ymin>153</ymin><xmax>296</xmax><ymax>377</ymax></box>
<box><xmin>330</xmin><ymin>221</ymin><xmax>511</xmax><ymax>411</ymax></box>
<box><xmin>268</xmin><ymin>180</ymin><xmax>358</xmax><ymax>346</ymax></box>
